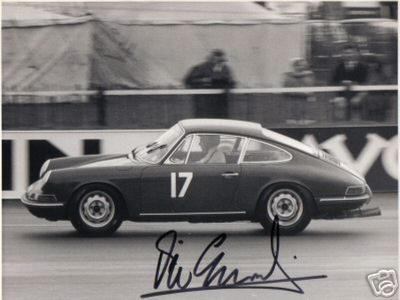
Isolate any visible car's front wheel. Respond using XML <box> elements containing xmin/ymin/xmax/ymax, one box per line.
<box><xmin>259</xmin><ymin>187</ymin><xmax>311</xmax><ymax>235</ymax></box>
<box><xmin>69</xmin><ymin>186</ymin><xmax>123</xmax><ymax>236</ymax></box>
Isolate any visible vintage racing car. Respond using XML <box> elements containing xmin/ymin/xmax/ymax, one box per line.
<box><xmin>21</xmin><ymin>119</ymin><xmax>381</xmax><ymax>236</ymax></box>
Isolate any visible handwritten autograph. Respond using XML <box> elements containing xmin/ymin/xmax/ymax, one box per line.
<box><xmin>141</xmin><ymin>216</ymin><xmax>327</xmax><ymax>298</ymax></box>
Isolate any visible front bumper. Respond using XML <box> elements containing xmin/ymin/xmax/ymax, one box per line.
<box><xmin>21</xmin><ymin>193</ymin><xmax>63</xmax><ymax>207</ymax></box>
<box><xmin>21</xmin><ymin>193</ymin><xmax>66</xmax><ymax>221</ymax></box>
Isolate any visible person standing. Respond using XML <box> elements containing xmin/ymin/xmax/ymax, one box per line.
<box><xmin>283</xmin><ymin>58</ymin><xmax>315</xmax><ymax>124</ymax></box>
<box><xmin>331</xmin><ymin>44</ymin><xmax>368</xmax><ymax>121</ymax></box>
<box><xmin>184</xmin><ymin>50</ymin><xmax>235</xmax><ymax>118</ymax></box>
<box><xmin>363</xmin><ymin>55</ymin><xmax>391</xmax><ymax>121</ymax></box>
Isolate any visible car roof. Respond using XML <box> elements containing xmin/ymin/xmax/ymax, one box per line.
<box><xmin>178</xmin><ymin>119</ymin><xmax>263</xmax><ymax>137</ymax></box>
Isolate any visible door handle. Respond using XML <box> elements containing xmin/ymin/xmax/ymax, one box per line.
<box><xmin>221</xmin><ymin>172</ymin><xmax>239</xmax><ymax>178</ymax></box>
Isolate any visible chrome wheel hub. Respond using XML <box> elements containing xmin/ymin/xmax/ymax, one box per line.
<box><xmin>79</xmin><ymin>191</ymin><xmax>115</xmax><ymax>228</ymax></box>
<box><xmin>267</xmin><ymin>189</ymin><xmax>303</xmax><ymax>227</ymax></box>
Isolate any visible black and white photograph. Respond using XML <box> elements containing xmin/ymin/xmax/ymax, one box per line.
<box><xmin>2</xmin><ymin>1</ymin><xmax>398</xmax><ymax>299</ymax></box>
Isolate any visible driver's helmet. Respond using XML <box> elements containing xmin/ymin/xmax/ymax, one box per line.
<box><xmin>202</xmin><ymin>135</ymin><xmax>220</xmax><ymax>149</ymax></box>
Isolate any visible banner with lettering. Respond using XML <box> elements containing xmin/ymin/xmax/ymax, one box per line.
<box><xmin>2</xmin><ymin>126</ymin><xmax>397</xmax><ymax>198</ymax></box>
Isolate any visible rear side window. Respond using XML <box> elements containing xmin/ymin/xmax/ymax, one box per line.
<box><xmin>243</xmin><ymin>140</ymin><xmax>291</xmax><ymax>163</ymax></box>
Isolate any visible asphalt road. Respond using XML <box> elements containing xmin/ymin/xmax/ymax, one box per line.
<box><xmin>3</xmin><ymin>193</ymin><xmax>398</xmax><ymax>300</ymax></box>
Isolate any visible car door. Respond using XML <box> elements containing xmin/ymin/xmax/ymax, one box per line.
<box><xmin>236</xmin><ymin>138</ymin><xmax>294</xmax><ymax>211</ymax></box>
<box><xmin>140</xmin><ymin>135</ymin><xmax>192</xmax><ymax>214</ymax></box>
<box><xmin>140</xmin><ymin>134</ymin><xmax>245</xmax><ymax>215</ymax></box>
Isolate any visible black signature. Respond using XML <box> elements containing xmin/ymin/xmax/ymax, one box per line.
<box><xmin>141</xmin><ymin>216</ymin><xmax>327</xmax><ymax>298</ymax></box>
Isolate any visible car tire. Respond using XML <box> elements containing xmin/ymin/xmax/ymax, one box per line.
<box><xmin>69</xmin><ymin>185</ymin><xmax>123</xmax><ymax>236</ymax></box>
<box><xmin>258</xmin><ymin>186</ymin><xmax>311</xmax><ymax>235</ymax></box>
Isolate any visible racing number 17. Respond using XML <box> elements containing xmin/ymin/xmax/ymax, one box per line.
<box><xmin>171</xmin><ymin>172</ymin><xmax>193</xmax><ymax>198</ymax></box>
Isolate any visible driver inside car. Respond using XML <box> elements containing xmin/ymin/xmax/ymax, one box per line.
<box><xmin>197</xmin><ymin>135</ymin><xmax>226</xmax><ymax>164</ymax></box>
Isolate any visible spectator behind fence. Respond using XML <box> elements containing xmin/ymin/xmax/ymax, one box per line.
<box><xmin>184</xmin><ymin>49</ymin><xmax>235</xmax><ymax>118</ymax></box>
<box><xmin>363</xmin><ymin>55</ymin><xmax>391</xmax><ymax>121</ymax></box>
<box><xmin>283</xmin><ymin>58</ymin><xmax>316</xmax><ymax>124</ymax></box>
<box><xmin>331</xmin><ymin>44</ymin><xmax>369</xmax><ymax>121</ymax></box>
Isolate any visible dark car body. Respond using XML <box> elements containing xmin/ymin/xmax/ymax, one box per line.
<box><xmin>21</xmin><ymin>119</ymin><xmax>380</xmax><ymax>234</ymax></box>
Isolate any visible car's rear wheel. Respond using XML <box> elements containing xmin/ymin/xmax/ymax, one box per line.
<box><xmin>259</xmin><ymin>187</ymin><xmax>311</xmax><ymax>235</ymax></box>
<box><xmin>70</xmin><ymin>186</ymin><xmax>123</xmax><ymax>236</ymax></box>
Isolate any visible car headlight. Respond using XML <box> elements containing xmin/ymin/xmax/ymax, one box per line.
<box><xmin>27</xmin><ymin>171</ymin><xmax>52</xmax><ymax>199</ymax></box>
<box><xmin>41</xmin><ymin>170</ymin><xmax>52</xmax><ymax>185</ymax></box>
<box><xmin>39</xmin><ymin>159</ymin><xmax>50</xmax><ymax>178</ymax></box>
<box><xmin>27</xmin><ymin>183</ymin><xmax>35</xmax><ymax>193</ymax></box>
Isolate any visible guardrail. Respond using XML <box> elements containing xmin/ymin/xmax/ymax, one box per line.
<box><xmin>2</xmin><ymin>84</ymin><xmax>398</xmax><ymax>98</ymax></box>
<box><xmin>2</xmin><ymin>85</ymin><xmax>397</xmax><ymax>130</ymax></box>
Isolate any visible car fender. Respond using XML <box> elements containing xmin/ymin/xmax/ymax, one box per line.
<box><xmin>67</xmin><ymin>181</ymin><xmax>130</xmax><ymax>218</ymax></box>
<box><xmin>253</xmin><ymin>180</ymin><xmax>318</xmax><ymax>220</ymax></box>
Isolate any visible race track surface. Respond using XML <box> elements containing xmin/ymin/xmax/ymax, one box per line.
<box><xmin>3</xmin><ymin>193</ymin><xmax>398</xmax><ymax>300</ymax></box>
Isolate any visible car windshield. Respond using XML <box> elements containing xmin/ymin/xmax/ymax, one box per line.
<box><xmin>135</xmin><ymin>124</ymin><xmax>184</xmax><ymax>164</ymax></box>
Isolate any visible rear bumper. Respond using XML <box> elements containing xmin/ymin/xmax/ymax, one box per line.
<box><xmin>316</xmin><ymin>187</ymin><xmax>382</xmax><ymax>219</ymax></box>
<box><xmin>319</xmin><ymin>206</ymin><xmax>381</xmax><ymax>219</ymax></box>
<box><xmin>319</xmin><ymin>193</ymin><xmax>371</xmax><ymax>203</ymax></box>
<box><xmin>318</xmin><ymin>186</ymin><xmax>372</xmax><ymax>212</ymax></box>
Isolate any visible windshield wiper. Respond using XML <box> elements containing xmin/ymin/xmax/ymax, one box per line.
<box><xmin>146</xmin><ymin>141</ymin><xmax>158</xmax><ymax>148</ymax></box>
<box><xmin>129</xmin><ymin>147</ymin><xmax>137</xmax><ymax>159</ymax></box>
<box><xmin>147</xmin><ymin>144</ymin><xmax>167</xmax><ymax>154</ymax></box>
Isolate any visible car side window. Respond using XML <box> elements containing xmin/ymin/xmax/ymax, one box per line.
<box><xmin>187</xmin><ymin>134</ymin><xmax>245</xmax><ymax>164</ymax></box>
<box><xmin>167</xmin><ymin>135</ymin><xmax>192</xmax><ymax>164</ymax></box>
<box><xmin>243</xmin><ymin>140</ymin><xmax>291</xmax><ymax>163</ymax></box>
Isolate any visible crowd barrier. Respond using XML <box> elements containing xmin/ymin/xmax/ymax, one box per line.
<box><xmin>2</xmin><ymin>125</ymin><xmax>397</xmax><ymax>199</ymax></box>
<box><xmin>2</xmin><ymin>85</ymin><xmax>398</xmax><ymax>97</ymax></box>
<box><xmin>2</xmin><ymin>85</ymin><xmax>398</xmax><ymax>129</ymax></box>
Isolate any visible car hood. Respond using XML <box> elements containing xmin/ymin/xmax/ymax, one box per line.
<box><xmin>46</xmin><ymin>154</ymin><xmax>146</xmax><ymax>173</ymax></box>
<box><xmin>78</xmin><ymin>155</ymin><xmax>133</xmax><ymax>168</ymax></box>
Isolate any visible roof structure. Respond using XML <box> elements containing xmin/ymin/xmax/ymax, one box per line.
<box><xmin>2</xmin><ymin>2</ymin><xmax>305</xmax><ymax>93</ymax></box>
<box><xmin>179</xmin><ymin>119</ymin><xmax>263</xmax><ymax>137</ymax></box>
<box><xmin>21</xmin><ymin>2</ymin><xmax>295</xmax><ymax>24</ymax></box>
<box><xmin>2</xmin><ymin>3</ymin><xmax>91</xmax><ymax>27</ymax></box>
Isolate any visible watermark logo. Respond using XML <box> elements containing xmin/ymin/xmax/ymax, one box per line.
<box><xmin>367</xmin><ymin>269</ymin><xmax>398</xmax><ymax>298</ymax></box>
